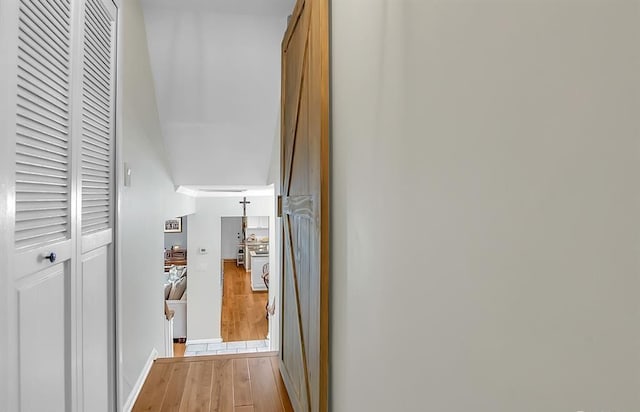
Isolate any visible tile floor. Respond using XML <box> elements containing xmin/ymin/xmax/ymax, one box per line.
<box><xmin>184</xmin><ymin>339</ymin><xmax>270</xmax><ymax>357</ymax></box>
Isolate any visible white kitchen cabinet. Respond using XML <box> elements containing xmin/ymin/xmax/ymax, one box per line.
<box><xmin>250</xmin><ymin>252</ymin><xmax>269</xmax><ymax>291</ymax></box>
<box><xmin>246</xmin><ymin>216</ymin><xmax>258</xmax><ymax>228</ymax></box>
<box><xmin>245</xmin><ymin>242</ymin><xmax>268</xmax><ymax>272</ymax></box>
<box><xmin>247</xmin><ymin>216</ymin><xmax>269</xmax><ymax>229</ymax></box>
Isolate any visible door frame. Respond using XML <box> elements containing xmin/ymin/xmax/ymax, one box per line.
<box><xmin>219</xmin><ymin>213</ymin><xmax>280</xmax><ymax>346</ymax></box>
<box><xmin>108</xmin><ymin>1</ymin><xmax>123</xmax><ymax>410</ymax></box>
<box><xmin>219</xmin><ymin>215</ymin><xmax>268</xmax><ymax>343</ymax></box>
<box><xmin>112</xmin><ymin>0</ymin><xmax>125</xmax><ymax>410</ymax></box>
<box><xmin>0</xmin><ymin>0</ymin><xmax>20</xmax><ymax>409</ymax></box>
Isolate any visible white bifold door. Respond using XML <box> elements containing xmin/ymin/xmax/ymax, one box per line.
<box><xmin>0</xmin><ymin>0</ymin><xmax>118</xmax><ymax>411</ymax></box>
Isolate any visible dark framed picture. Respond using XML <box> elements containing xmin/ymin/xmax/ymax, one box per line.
<box><xmin>164</xmin><ymin>217</ymin><xmax>182</xmax><ymax>233</ymax></box>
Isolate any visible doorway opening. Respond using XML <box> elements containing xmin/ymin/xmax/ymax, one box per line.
<box><xmin>181</xmin><ymin>214</ymin><xmax>274</xmax><ymax>356</ymax></box>
<box><xmin>162</xmin><ymin>215</ymin><xmax>189</xmax><ymax>357</ymax></box>
<box><xmin>156</xmin><ymin>191</ymin><xmax>281</xmax><ymax>359</ymax></box>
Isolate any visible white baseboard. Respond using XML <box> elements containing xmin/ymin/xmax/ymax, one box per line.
<box><xmin>185</xmin><ymin>338</ymin><xmax>223</xmax><ymax>345</ymax></box>
<box><xmin>122</xmin><ymin>348</ymin><xmax>158</xmax><ymax>412</ymax></box>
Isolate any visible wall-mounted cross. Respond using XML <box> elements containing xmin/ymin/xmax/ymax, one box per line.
<box><xmin>239</xmin><ymin>197</ymin><xmax>251</xmax><ymax>217</ymax></box>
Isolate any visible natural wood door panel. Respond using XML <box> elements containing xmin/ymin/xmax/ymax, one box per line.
<box><xmin>282</xmin><ymin>4</ymin><xmax>311</xmax><ymax>194</ymax></box>
<box><xmin>280</xmin><ymin>0</ymin><xmax>329</xmax><ymax>411</ymax></box>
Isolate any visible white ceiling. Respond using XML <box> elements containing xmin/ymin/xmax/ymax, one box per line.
<box><xmin>177</xmin><ymin>185</ymin><xmax>274</xmax><ymax>197</ymax></box>
<box><xmin>141</xmin><ymin>0</ymin><xmax>295</xmax><ymax>16</ymax></box>
<box><xmin>141</xmin><ymin>0</ymin><xmax>294</xmax><ymax>187</ymax></box>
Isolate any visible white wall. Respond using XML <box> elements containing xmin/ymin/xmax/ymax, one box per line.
<box><xmin>187</xmin><ymin>196</ymin><xmax>275</xmax><ymax>341</ymax></box>
<box><xmin>221</xmin><ymin>217</ymin><xmax>242</xmax><ymax>259</ymax></box>
<box><xmin>118</xmin><ymin>0</ymin><xmax>195</xmax><ymax>405</ymax></box>
<box><xmin>332</xmin><ymin>1</ymin><xmax>640</xmax><ymax>411</ymax></box>
<box><xmin>266</xmin><ymin>120</ymin><xmax>281</xmax><ymax>349</ymax></box>
<box><xmin>164</xmin><ymin>215</ymin><xmax>188</xmax><ymax>249</ymax></box>
<box><xmin>141</xmin><ymin>5</ymin><xmax>289</xmax><ymax>186</ymax></box>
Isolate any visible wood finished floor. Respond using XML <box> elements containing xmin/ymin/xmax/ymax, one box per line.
<box><xmin>174</xmin><ymin>343</ymin><xmax>186</xmax><ymax>357</ymax></box>
<box><xmin>133</xmin><ymin>352</ymin><xmax>293</xmax><ymax>412</ymax></box>
<box><xmin>222</xmin><ymin>261</ymin><xmax>268</xmax><ymax>342</ymax></box>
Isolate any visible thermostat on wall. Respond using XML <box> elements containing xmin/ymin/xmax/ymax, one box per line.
<box><xmin>199</xmin><ymin>248</ymin><xmax>208</xmax><ymax>254</ymax></box>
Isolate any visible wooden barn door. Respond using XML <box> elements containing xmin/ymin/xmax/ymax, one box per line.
<box><xmin>279</xmin><ymin>0</ymin><xmax>329</xmax><ymax>411</ymax></box>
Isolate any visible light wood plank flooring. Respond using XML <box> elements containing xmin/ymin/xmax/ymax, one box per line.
<box><xmin>133</xmin><ymin>352</ymin><xmax>293</xmax><ymax>412</ymax></box>
<box><xmin>174</xmin><ymin>343</ymin><xmax>186</xmax><ymax>357</ymax></box>
<box><xmin>222</xmin><ymin>261</ymin><xmax>268</xmax><ymax>342</ymax></box>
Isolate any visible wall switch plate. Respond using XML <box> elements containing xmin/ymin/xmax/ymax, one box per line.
<box><xmin>124</xmin><ymin>162</ymin><xmax>132</xmax><ymax>187</ymax></box>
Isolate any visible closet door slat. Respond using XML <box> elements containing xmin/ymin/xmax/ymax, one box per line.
<box><xmin>15</xmin><ymin>0</ymin><xmax>72</xmax><ymax>250</ymax></box>
<box><xmin>81</xmin><ymin>0</ymin><xmax>116</xmax><ymax>236</ymax></box>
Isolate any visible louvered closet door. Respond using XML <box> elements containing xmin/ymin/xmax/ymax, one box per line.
<box><xmin>77</xmin><ymin>0</ymin><xmax>117</xmax><ymax>411</ymax></box>
<box><xmin>12</xmin><ymin>0</ymin><xmax>74</xmax><ymax>410</ymax></box>
<box><xmin>3</xmin><ymin>0</ymin><xmax>118</xmax><ymax>410</ymax></box>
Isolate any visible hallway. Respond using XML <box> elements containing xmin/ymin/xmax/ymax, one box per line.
<box><xmin>222</xmin><ymin>261</ymin><xmax>269</xmax><ymax>342</ymax></box>
<box><xmin>133</xmin><ymin>352</ymin><xmax>292</xmax><ymax>411</ymax></box>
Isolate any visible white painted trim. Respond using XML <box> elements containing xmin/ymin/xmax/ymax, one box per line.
<box><xmin>81</xmin><ymin>229</ymin><xmax>114</xmax><ymax>254</ymax></box>
<box><xmin>164</xmin><ymin>318</ymin><xmax>174</xmax><ymax>357</ymax></box>
<box><xmin>121</xmin><ymin>348</ymin><xmax>158</xmax><ymax>412</ymax></box>
<box><xmin>114</xmin><ymin>1</ymin><xmax>124</xmax><ymax>410</ymax></box>
<box><xmin>0</xmin><ymin>3</ymin><xmax>18</xmax><ymax>410</ymax></box>
<box><xmin>185</xmin><ymin>338</ymin><xmax>223</xmax><ymax>345</ymax></box>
